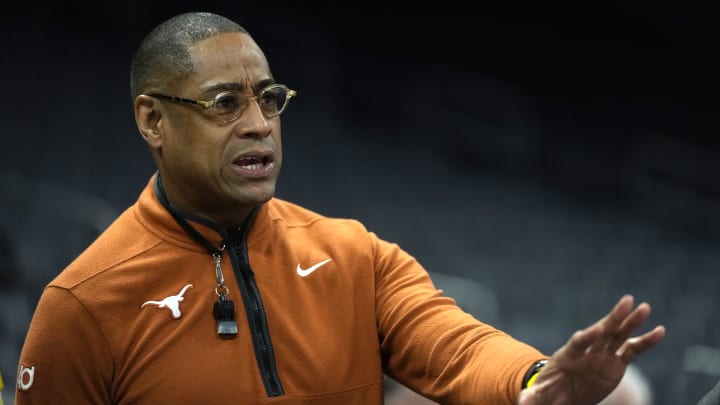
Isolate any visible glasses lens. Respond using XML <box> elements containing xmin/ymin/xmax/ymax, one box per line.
<box><xmin>211</xmin><ymin>86</ymin><xmax>292</xmax><ymax>122</ymax></box>
<box><xmin>213</xmin><ymin>92</ymin><xmax>244</xmax><ymax>120</ymax></box>
<box><xmin>259</xmin><ymin>85</ymin><xmax>289</xmax><ymax>117</ymax></box>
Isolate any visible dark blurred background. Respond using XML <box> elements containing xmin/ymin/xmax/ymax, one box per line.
<box><xmin>2</xmin><ymin>1</ymin><xmax>720</xmax><ymax>404</ymax></box>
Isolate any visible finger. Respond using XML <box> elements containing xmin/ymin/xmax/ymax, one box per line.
<box><xmin>605</xmin><ymin>302</ymin><xmax>652</xmax><ymax>352</ymax></box>
<box><xmin>585</xmin><ymin>295</ymin><xmax>635</xmax><ymax>353</ymax></box>
<box><xmin>565</xmin><ymin>323</ymin><xmax>605</xmax><ymax>358</ymax></box>
<box><xmin>617</xmin><ymin>302</ymin><xmax>652</xmax><ymax>335</ymax></box>
<box><xmin>616</xmin><ymin>325</ymin><xmax>666</xmax><ymax>362</ymax></box>
<box><xmin>602</xmin><ymin>294</ymin><xmax>636</xmax><ymax>331</ymax></box>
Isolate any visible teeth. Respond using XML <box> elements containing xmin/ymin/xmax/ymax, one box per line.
<box><xmin>242</xmin><ymin>163</ymin><xmax>264</xmax><ymax>170</ymax></box>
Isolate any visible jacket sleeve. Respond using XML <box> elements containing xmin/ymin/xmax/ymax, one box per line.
<box><xmin>15</xmin><ymin>286</ymin><xmax>113</xmax><ymax>405</ymax></box>
<box><xmin>371</xmin><ymin>232</ymin><xmax>547</xmax><ymax>405</ymax></box>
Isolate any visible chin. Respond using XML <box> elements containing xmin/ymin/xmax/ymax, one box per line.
<box><xmin>241</xmin><ymin>184</ymin><xmax>276</xmax><ymax>205</ymax></box>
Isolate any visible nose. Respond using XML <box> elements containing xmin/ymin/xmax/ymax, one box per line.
<box><xmin>234</xmin><ymin>96</ymin><xmax>272</xmax><ymax>138</ymax></box>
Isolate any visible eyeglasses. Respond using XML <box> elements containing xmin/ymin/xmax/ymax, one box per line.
<box><xmin>149</xmin><ymin>84</ymin><xmax>297</xmax><ymax>123</ymax></box>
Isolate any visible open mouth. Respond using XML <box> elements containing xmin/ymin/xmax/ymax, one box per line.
<box><xmin>232</xmin><ymin>153</ymin><xmax>275</xmax><ymax>178</ymax></box>
<box><xmin>234</xmin><ymin>155</ymin><xmax>273</xmax><ymax>170</ymax></box>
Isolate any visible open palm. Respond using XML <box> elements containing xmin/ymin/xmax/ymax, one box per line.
<box><xmin>517</xmin><ymin>295</ymin><xmax>665</xmax><ymax>405</ymax></box>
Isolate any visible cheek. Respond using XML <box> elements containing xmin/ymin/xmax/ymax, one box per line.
<box><xmin>271</xmin><ymin>132</ymin><xmax>283</xmax><ymax>163</ymax></box>
<box><xmin>163</xmin><ymin>125</ymin><xmax>220</xmax><ymax>168</ymax></box>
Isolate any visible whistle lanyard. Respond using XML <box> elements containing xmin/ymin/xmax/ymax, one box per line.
<box><xmin>154</xmin><ymin>175</ymin><xmax>238</xmax><ymax>338</ymax></box>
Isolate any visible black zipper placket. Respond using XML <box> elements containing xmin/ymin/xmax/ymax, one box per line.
<box><xmin>226</xmin><ymin>236</ymin><xmax>284</xmax><ymax>397</ymax></box>
<box><xmin>152</xmin><ymin>174</ymin><xmax>284</xmax><ymax>397</ymax></box>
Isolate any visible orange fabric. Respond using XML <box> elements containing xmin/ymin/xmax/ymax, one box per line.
<box><xmin>16</xmin><ymin>174</ymin><xmax>545</xmax><ymax>404</ymax></box>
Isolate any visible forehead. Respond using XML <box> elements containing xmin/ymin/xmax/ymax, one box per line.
<box><xmin>185</xmin><ymin>32</ymin><xmax>271</xmax><ymax>91</ymax></box>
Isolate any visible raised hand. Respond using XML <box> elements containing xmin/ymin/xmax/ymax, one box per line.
<box><xmin>517</xmin><ymin>295</ymin><xmax>665</xmax><ymax>405</ymax></box>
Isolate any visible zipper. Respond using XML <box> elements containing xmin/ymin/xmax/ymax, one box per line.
<box><xmin>152</xmin><ymin>175</ymin><xmax>283</xmax><ymax>396</ymax></box>
<box><xmin>227</xmin><ymin>238</ymin><xmax>284</xmax><ymax>397</ymax></box>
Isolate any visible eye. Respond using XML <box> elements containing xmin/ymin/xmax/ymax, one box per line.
<box><xmin>258</xmin><ymin>87</ymin><xmax>281</xmax><ymax>106</ymax></box>
<box><xmin>213</xmin><ymin>92</ymin><xmax>243</xmax><ymax>111</ymax></box>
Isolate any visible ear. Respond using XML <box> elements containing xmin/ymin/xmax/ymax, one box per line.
<box><xmin>135</xmin><ymin>95</ymin><xmax>164</xmax><ymax>149</ymax></box>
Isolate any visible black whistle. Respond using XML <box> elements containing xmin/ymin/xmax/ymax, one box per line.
<box><xmin>213</xmin><ymin>297</ymin><xmax>238</xmax><ymax>337</ymax></box>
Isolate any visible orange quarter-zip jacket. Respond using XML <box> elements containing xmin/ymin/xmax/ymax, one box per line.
<box><xmin>16</xmin><ymin>174</ymin><xmax>546</xmax><ymax>404</ymax></box>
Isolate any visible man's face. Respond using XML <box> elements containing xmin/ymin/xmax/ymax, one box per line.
<box><xmin>154</xmin><ymin>32</ymin><xmax>283</xmax><ymax>226</ymax></box>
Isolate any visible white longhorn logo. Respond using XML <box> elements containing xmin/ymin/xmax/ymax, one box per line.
<box><xmin>141</xmin><ymin>284</ymin><xmax>193</xmax><ymax>319</ymax></box>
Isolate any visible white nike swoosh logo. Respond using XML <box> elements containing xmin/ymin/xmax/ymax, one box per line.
<box><xmin>296</xmin><ymin>258</ymin><xmax>332</xmax><ymax>277</ymax></box>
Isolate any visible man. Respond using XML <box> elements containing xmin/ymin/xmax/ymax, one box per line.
<box><xmin>16</xmin><ymin>11</ymin><xmax>665</xmax><ymax>405</ymax></box>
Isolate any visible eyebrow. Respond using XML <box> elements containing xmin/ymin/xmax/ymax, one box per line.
<box><xmin>202</xmin><ymin>78</ymin><xmax>277</xmax><ymax>95</ymax></box>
